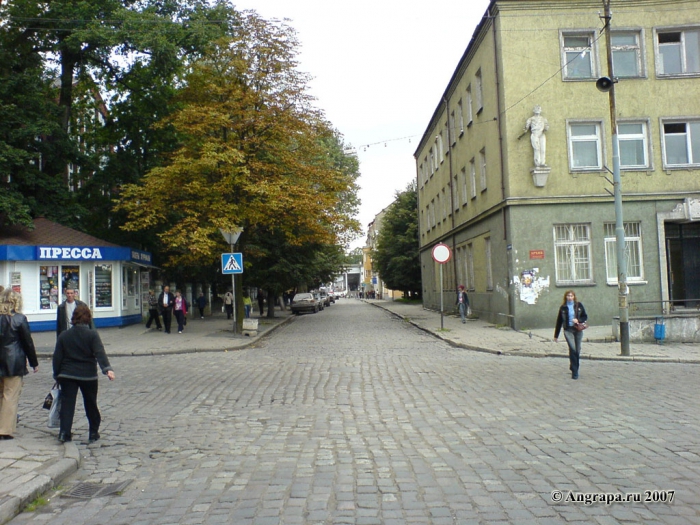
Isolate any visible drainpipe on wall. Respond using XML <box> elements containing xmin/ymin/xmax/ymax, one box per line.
<box><xmin>490</xmin><ymin>7</ymin><xmax>515</xmax><ymax>328</ymax></box>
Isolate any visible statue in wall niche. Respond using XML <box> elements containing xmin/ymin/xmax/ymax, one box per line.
<box><xmin>524</xmin><ymin>105</ymin><xmax>549</xmax><ymax>167</ymax></box>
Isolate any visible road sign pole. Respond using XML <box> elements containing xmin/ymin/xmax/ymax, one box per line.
<box><xmin>440</xmin><ymin>264</ymin><xmax>444</xmax><ymax>330</ymax></box>
<box><xmin>231</xmin><ymin>246</ymin><xmax>236</xmax><ymax>335</ymax></box>
<box><xmin>431</xmin><ymin>243</ymin><xmax>452</xmax><ymax>332</ymax></box>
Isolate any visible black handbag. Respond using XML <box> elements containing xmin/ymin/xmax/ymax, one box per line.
<box><xmin>43</xmin><ymin>383</ymin><xmax>59</xmax><ymax>410</ymax></box>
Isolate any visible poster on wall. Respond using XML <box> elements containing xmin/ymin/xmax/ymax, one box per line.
<box><xmin>141</xmin><ymin>271</ymin><xmax>150</xmax><ymax>309</ymax></box>
<box><xmin>39</xmin><ymin>266</ymin><xmax>59</xmax><ymax>310</ymax></box>
<box><xmin>95</xmin><ymin>264</ymin><xmax>113</xmax><ymax>308</ymax></box>
<box><xmin>11</xmin><ymin>272</ymin><xmax>21</xmax><ymax>294</ymax></box>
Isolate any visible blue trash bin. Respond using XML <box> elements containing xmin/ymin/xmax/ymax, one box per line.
<box><xmin>654</xmin><ymin>317</ymin><xmax>665</xmax><ymax>344</ymax></box>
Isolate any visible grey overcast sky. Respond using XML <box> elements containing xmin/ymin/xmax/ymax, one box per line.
<box><xmin>232</xmin><ymin>0</ymin><xmax>492</xmax><ymax>249</ymax></box>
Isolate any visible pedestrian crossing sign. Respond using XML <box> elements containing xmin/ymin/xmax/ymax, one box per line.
<box><xmin>221</xmin><ymin>253</ymin><xmax>243</xmax><ymax>274</ymax></box>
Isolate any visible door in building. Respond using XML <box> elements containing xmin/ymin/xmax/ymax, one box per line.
<box><xmin>666</xmin><ymin>222</ymin><xmax>700</xmax><ymax>308</ymax></box>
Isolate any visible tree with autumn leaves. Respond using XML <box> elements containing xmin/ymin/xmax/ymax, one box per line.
<box><xmin>115</xmin><ymin>13</ymin><xmax>360</xmax><ymax>306</ymax></box>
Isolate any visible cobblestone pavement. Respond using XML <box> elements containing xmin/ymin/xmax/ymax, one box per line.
<box><xmin>8</xmin><ymin>301</ymin><xmax>700</xmax><ymax>525</ymax></box>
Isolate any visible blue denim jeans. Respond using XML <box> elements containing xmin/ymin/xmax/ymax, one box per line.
<box><xmin>458</xmin><ymin>303</ymin><xmax>467</xmax><ymax>323</ymax></box>
<box><xmin>564</xmin><ymin>328</ymin><xmax>583</xmax><ymax>376</ymax></box>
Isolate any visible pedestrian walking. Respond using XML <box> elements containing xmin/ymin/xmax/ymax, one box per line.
<box><xmin>174</xmin><ymin>290</ymin><xmax>188</xmax><ymax>334</ymax></box>
<box><xmin>196</xmin><ymin>292</ymin><xmax>207</xmax><ymax>319</ymax></box>
<box><xmin>53</xmin><ymin>304</ymin><xmax>114</xmax><ymax>443</ymax></box>
<box><xmin>56</xmin><ymin>287</ymin><xmax>90</xmax><ymax>337</ymax></box>
<box><xmin>145</xmin><ymin>289</ymin><xmax>162</xmax><ymax>330</ymax></box>
<box><xmin>456</xmin><ymin>285</ymin><xmax>470</xmax><ymax>323</ymax></box>
<box><xmin>243</xmin><ymin>291</ymin><xmax>252</xmax><ymax>319</ymax></box>
<box><xmin>0</xmin><ymin>290</ymin><xmax>39</xmax><ymax>440</ymax></box>
<box><xmin>224</xmin><ymin>290</ymin><xmax>234</xmax><ymax>319</ymax></box>
<box><xmin>257</xmin><ymin>291</ymin><xmax>265</xmax><ymax>317</ymax></box>
<box><xmin>158</xmin><ymin>285</ymin><xmax>175</xmax><ymax>334</ymax></box>
<box><xmin>554</xmin><ymin>290</ymin><xmax>588</xmax><ymax>380</ymax></box>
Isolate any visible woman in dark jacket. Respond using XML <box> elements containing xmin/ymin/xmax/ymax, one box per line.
<box><xmin>554</xmin><ymin>290</ymin><xmax>588</xmax><ymax>380</ymax></box>
<box><xmin>53</xmin><ymin>305</ymin><xmax>115</xmax><ymax>443</ymax></box>
<box><xmin>0</xmin><ymin>290</ymin><xmax>39</xmax><ymax>439</ymax></box>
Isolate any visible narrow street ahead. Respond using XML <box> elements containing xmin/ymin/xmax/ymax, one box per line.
<box><xmin>11</xmin><ymin>300</ymin><xmax>700</xmax><ymax>524</ymax></box>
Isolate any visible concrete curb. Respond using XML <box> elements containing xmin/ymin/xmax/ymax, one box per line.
<box><xmin>0</xmin><ymin>440</ymin><xmax>80</xmax><ymax>525</ymax></box>
<box><xmin>369</xmin><ymin>301</ymin><xmax>700</xmax><ymax>364</ymax></box>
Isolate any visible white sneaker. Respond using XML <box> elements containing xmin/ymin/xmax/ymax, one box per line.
<box><xmin>178</xmin><ymin>331</ymin><xmax>182</xmax><ymax>334</ymax></box>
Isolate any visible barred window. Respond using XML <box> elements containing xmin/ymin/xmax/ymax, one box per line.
<box><xmin>604</xmin><ymin>222</ymin><xmax>644</xmax><ymax>283</ymax></box>
<box><xmin>554</xmin><ymin>224</ymin><xmax>592</xmax><ymax>284</ymax></box>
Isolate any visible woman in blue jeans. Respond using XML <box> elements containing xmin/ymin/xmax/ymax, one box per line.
<box><xmin>554</xmin><ymin>290</ymin><xmax>588</xmax><ymax>380</ymax></box>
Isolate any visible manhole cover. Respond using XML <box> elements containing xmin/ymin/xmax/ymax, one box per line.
<box><xmin>62</xmin><ymin>480</ymin><xmax>132</xmax><ymax>499</ymax></box>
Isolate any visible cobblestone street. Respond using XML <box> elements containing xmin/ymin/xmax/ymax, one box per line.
<box><xmin>9</xmin><ymin>300</ymin><xmax>700</xmax><ymax>525</ymax></box>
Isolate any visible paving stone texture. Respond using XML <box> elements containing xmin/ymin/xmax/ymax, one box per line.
<box><xmin>4</xmin><ymin>300</ymin><xmax>700</xmax><ymax>524</ymax></box>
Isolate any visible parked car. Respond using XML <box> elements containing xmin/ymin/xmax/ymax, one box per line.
<box><xmin>327</xmin><ymin>290</ymin><xmax>336</xmax><ymax>303</ymax></box>
<box><xmin>291</xmin><ymin>293</ymin><xmax>319</xmax><ymax>314</ymax></box>
<box><xmin>312</xmin><ymin>292</ymin><xmax>325</xmax><ymax>310</ymax></box>
<box><xmin>318</xmin><ymin>289</ymin><xmax>331</xmax><ymax>307</ymax></box>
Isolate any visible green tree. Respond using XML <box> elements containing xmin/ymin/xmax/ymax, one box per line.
<box><xmin>372</xmin><ymin>182</ymin><xmax>422</xmax><ymax>298</ymax></box>
<box><xmin>116</xmin><ymin>13</ymin><xmax>360</xmax><ymax>270</ymax></box>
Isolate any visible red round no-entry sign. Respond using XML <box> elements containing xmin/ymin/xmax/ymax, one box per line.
<box><xmin>432</xmin><ymin>243</ymin><xmax>452</xmax><ymax>264</ymax></box>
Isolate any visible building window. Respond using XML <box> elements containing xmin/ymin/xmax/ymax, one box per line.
<box><xmin>554</xmin><ymin>224</ymin><xmax>593</xmax><ymax>284</ymax></box>
<box><xmin>466</xmin><ymin>243</ymin><xmax>475</xmax><ymax>291</ymax></box>
<box><xmin>662</xmin><ymin>120</ymin><xmax>700</xmax><ymax>167</ymax></box>
<box><xmin>453</xmin><ymin>175</ymin><xmax>459</xmax><ymax>212</ymax></box>
<box><xmin>441</xmin><ymin>188</ymin><xmax>447</xmax><ymax>221</ymax></box>
<box><xmin>618</xmin><ymin>121</ymin><xmax>650</xmax><ymax>169</ymax></box>
<box><xmin>604</xmin><ymin>222</ymin><xmax>644</xmax><ymax>283</ymax></box>
<box><xmin>479</xmin><ymin>148</ymin><xmax>487</xmax><ymax>191</ymax></box>
<box><xmin>568</xmin><ymin>121</ymin><xmax>603</xmax><ymax>170</ymax></box>
<box><xmin>418</xmin><ymin>163</ymin><xmax>424</xmax><ymax>187</ymax></box>
<box><xmin>469</xmin><ymin>158</ymin><xmax>477</xmax><ymax>199</ymax></box>
<box><xmin>456</xmin><ymin>247</ymin><xmax>464</xmax><ymax>287</ymax></box>
<box><xmin>612</xmin><ymin>31</ymin><xmax>644</xmax><ymax>78</ymax></box>
<box><xmin>457</xmin><ymin>99</ymin><xmax>464</xmax><ymax>134</ymax></box>
<box><xmin>95</xmin><ymin>264</ymin><xmax>113</xmax><ymax>308</ymax></box>
<box><xmin>466</xmin><ymin>85</ymin><xmax>473</xmax><ymax>125</ymax></box>
<box><xmin>485</xmin><ymin>237</ymin><xmax>493</xmax><ymax>290</ymax></box>
<box><xmin>429</xmin><ymin>148</ymin><xmax>435</xmax><ymax>175</ymax></box>
<box><xmin>475</xmin><ymin>69</ymin><xmax>483</xmax><ymax>113</ymax></box>
<box><xmin>450</xmin><ymin>111</ymin><xmax>456</xmax><ymax>145</ymax></box>
<box><xmin>656</xmin><ymin>28</ymin><xmax>700</xmax><ymax>76</ymax></box>
<box><xmin>561</xmin><ymin>31</ymin><xmax>596</xmax><ymax>79</ymax></box>
<box><xmin>430</xmin><ymin>200</ymin><xmax>435</xmax><ymax>229</ymax></box>
<box><xmin>460</xmin><ymin>167</ymin><xmax>468</xmax><ymax>206</ymax></box>
<box><xmin>436</xmin><ymin>135</ymin><xmax>443</xmax><ymax>163</ymax></box>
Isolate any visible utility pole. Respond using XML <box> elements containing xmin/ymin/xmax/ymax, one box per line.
<box><xmin>601</xmin><ymin>0</ymin><xmax>630</xmax><ymax>355</ymax></box>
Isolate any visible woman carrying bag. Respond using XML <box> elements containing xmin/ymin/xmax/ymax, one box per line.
<box><xmin>53</xmin><ymin>305</ymin><xmax>115</xmax><ymax>443</ymax></box>
<box><xmin>554</xmin><ymin>290</ymin><xmax>588</xmax><ymax>380</ymax></box>
<box><xmin>0</xmin><ymin>290</ymin><xmax>39</xmax><ymax>440</ymax></box>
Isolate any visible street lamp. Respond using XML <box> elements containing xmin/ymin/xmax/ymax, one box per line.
<box><xmin>220</xmin><ymin>226</ymin><xmax>243</xmax><ymax>335</ymax></box>
<box><xmin>599</xmin><ymin>0</ymin><xmax>630</xmax><ymax>355</ymax></box>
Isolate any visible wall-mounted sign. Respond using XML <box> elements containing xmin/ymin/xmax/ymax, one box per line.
<box><xmin>529</xmin><ymin>250</ymin><xmax>545</xmax><ymax>259</ymax></box>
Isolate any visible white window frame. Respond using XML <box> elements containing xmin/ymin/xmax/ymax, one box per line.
<box><xmin>560</xmin><ymin>30</ymin><xmax>598</xmax><ymax>80</ymax></box>
<box><xmin>429</xmin><ymin>148</ymin><xmax>435</xmax><ymax>175</ymax></box>
<box><xmin>611</xmin><ymin>30</ymin><xmax>645</xmax><ymax>78</ymax></box>
<box><xmin>479</xmin><ymin>148</ymin><xmax>487</xmax><ymax>192</ymax></box>
<box><xmin>604</xmin><ymin>222</ymin><xmax>644</xmax><ymax>284</ymax></box>
<box><xmin>553</xmin><ymin>224</ymin><xmax>593</xmax><ymax>284</ymax></box>
<box><xmin>567</xmin><ymin>120</ymin><xmax>604</xmax><ymax>171</ymax></box>
<box><xmin>475</xmin><ymin>69</ymin><xmax>483</xmax><ymax>114</ymax></box>
<box><xmin>661</xmin><ymin>118</ymin><xmax>700</xmax><ymax>168</ymax></box>
<box><xmin>469</xmin><ymin>158</ymin><xmax>477</xmax><ymax>199</ymax></box>
<box><xmin>655</xmin><ymin>26</ymin><xmax>700</xmax><ymax>77</ymax></box>
<box><xmin>618</xmin><ymin>119</ymin><xmax>651</xmax><ymax>170</ymax></box>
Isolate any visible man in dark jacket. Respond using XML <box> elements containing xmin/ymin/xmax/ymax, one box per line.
<box><xmin>56</xmin><ymin>288</ymin><xmax>89</xmax><ymax>337</ymax></box>
<box><xmin>157</xmin><ymin>285</ymin><xmax>175</xmax><ymax>334</ymax></box>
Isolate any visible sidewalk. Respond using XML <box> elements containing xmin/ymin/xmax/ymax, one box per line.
<box><xmin>3</xmin><ymin>301</ymin><xmax>699</xmax><ymax>524</ymax></box>
<box><xmin>365</xmin><ymin>298</ymin><xmax>700</xmax><ymax>363</ymax></box>
<box><xmin>0</xmin><ymin>308</ymin><xmax>293</xmax><ymax>525</ymax></box>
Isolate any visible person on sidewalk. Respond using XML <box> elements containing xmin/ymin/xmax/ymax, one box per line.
<box><xmin>53</xmin><ymin>305</ymin><xmax>114</xmax><ymax>443</ymax></box>
<box><xmin>0</xmin><ymin>290</ymin><xmax>39</xmax><ymax>440</ymax></box>
<box><xmin>243</xmin><ymin>291</ymin><xmax>252</xmax><ymax>319</ymax></box>
<box><xmin>224</xmin><ymin>290</ymin><xmax>234</xmax><ymax>319</ymax></box>
<box><xmin>554</xmin><ymin>290</ymin><xmax>588</xmax><ymax>380</ymax></box>
<box><xmin>196</xmin><ymin>292</ymin><xmax>207</xmax><ymax>319</ymax></box>
<box><xmin>158</xmin><ymin>285</ymin><xmax>175</xmax><ymax>334</ymax></box>
<box><xmin>257</xmin><ymin>291</ymin><xmax>265</xmax><ymax>317</ymax></box>
<box><xmin>456</xmin><ymin>285</ymin><xmax>470</xmax><ymax>324</ymax></box>
<box><xmin>174</xmin><ymin>290</ymin><xmax>188</xmax><ymax>334</ymax></box>
<box><xmin>56</xmin><ymin>288</ymin><xmax>91</xmax><ymax>337</ymax></box>
<box><xmin>145</xmin><ymin>289</ymin><xmax>162</xmax><ymax>330</ymax></box>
